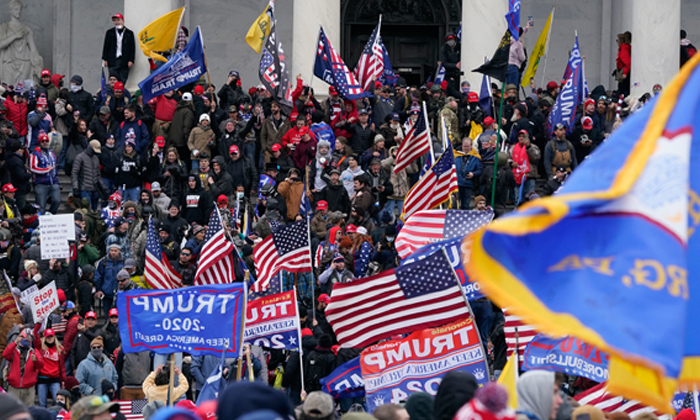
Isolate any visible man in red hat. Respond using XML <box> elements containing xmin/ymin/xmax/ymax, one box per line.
<box><xmin>322</xmin><ymin>86</ymin><xmax>343</xmax><ymax>123</ymax></box>
<box><xmin>38</xmin><ymin>69</ymin><xmax>59</xmax><ymax>102</ymax></box>
<box><xmin>27</xmin><ymin>96</ymin><xmax>53</xmax><ymax>150</ymax></box>
<box><xmin>0</xmin><ymin>184</ymin><xmax>21</xmax><ymax>236</ymax></box>
<box><xmin>102</xmin><ymin>13</ymin><xmax>135</xmax><ymax>84</ymax></box>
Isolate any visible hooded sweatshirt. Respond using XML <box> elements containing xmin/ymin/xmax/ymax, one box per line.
<box><xmin>516</xmin><ymin>370</ymin><xmax>555</xmax><ymax>420</ymax></box>
<box><xmin>433</xmin><ymin>371</ymin><xmax>478</xmax><ymax>420</ymax></box>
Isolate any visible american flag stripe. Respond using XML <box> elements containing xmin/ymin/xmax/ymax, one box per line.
<box><xmin>144</xmin><ymin>218</ymin><xmax>182</xmax><ymax>289</ymax></box>
<box><xmin>326</xmin><ymin>251</ymin><xmax>468</xmax><ymax>348</ymax></box>
<box><xmin>401</xmin><ymin>167</ymin><xmax>457</xmax><ymax>220</ymax></box>
<box><xmin>355</xmin><ymin>22</ymin><xmax>384</xmax><ymax>91</ymax></box>
<box><xmin>574</xmin><ymin>384</ymin><xmax>671</xmax><ymax>420</ymax></box>
<box><xmin>503</xmin><ymin>310</ymin><xmax>538</xmax><ymax>363</ymax></box>
<box><xmin>253</xmin><ymin>219</ymin><xmax>312</xmax><ymax>292</ymax></box>
<box><xmin>116</xmin><ymin>400</ymin><xmax>148</xmax><ymax>420</ymax></box>
<box><xmin>394</xmin><ymin>108</ymin><xmax>431</xmax><ymax>173</ymax></box>
<box><xmin>195</xmin><ymin>207</ymin><xmax>236</xmax><ymax>285</ymax></box>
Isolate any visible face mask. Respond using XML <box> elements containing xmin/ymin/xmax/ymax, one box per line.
<box><xmin>115</xmin><ymin>25</ymin><xmax>123</xmax><ymax>30</ymax></box>
<box><xmin>447</xmin><ymin>40</ymin><xmax>456</xmax><ymax>47</ymax></box>
<box><xmin>236</xmin><ymin>192</ymin><xmax>244</xmax><ymax>200</ymax></box>
<box><xmin>56</xmin><ymin>401</ymin><xmax>66</xmax><ymax>409</ymax></box>
<box><xmin>108</xmin><ymin>202</ymin><xmax>117</xmax><ymax>209</ymax></box>
<box><xmin>386</xmin><ymin>236</ymin><xmax>395</xmax><ymax>242</ymax></box>
<box><xmin>70</xmin><ymin>84</ymin><xmax>81</xmax><ymax>93</ymax></box>
<box><xmin>91</xmin><ymin>348</ymin><xmax>103</xmax><ymax>359</ymax></box>
<box><xmin>19</xmin><ymin>340</ymin><xmax>30</xmax><ymax>348</ymax></box>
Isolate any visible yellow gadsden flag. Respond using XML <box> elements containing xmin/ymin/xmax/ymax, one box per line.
<box><xmin>246</xmin><ymin>1</ymin><xmax>274</xmax><ymax>53</ymax></box>
<box><xmin>521</xmin><ymin>8</ymin><xmax>554</xmax><ymax>87</ymax></box>
<box><xmin>138</xmin><ymin>7</ymin><xmax>185</xmax><ymax>62</ymax></box>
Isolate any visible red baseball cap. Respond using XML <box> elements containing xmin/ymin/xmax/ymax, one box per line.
<box><xmin>271</xmin><ymin>143</ymin><xmax>282</xmax><ymax>152</ymax></box>
<box><xmin>468</xmin><ymin>92</ymin><xmax>479</xmax><ymax>103</ymax></box>
<box><xmin>346</xmin><ymin>224</ymin><xmax>357</xmax><ymax>233</ymax></box>
<box><xmin>155</xmin><ymin>136</ymin><xmax>165</xmax><ymax>147</ymax></box>
<box><xmin>547</xmin><ymin>81</ymin><xmax>559</xmax><ymax>90</ymax></box>
<box><xmin>584</xmin><ymin>98</ymin><xmax>595</xmax><ymax>108</ymax></box>
<box><xmin>114</xmin><ymin>82</ymin><xmax>124</xmax><ymax>92</ymax></box>
<box><xmin>318</xmin><ymin>294</ymin><xmax>331</xmax><ymax>304</ymax></box>
<box><xmin>299</xmin><ymin>126</ymin><xmax>310</xmax><ymax>135</ymax></box>
<box><xmin>374</xmin><ymin>81</ymin><xmax>382</xmax><ymax>89</ymax></box>
<box><xmin>301</xmin><ymin>328</ymin><xmax>313</xmax><ymax>337</ymax></box>
<box><xmin>483</xmin><ymin>116</ymin><xmax>495</xmax><ymax>126</ymax></box>
<box><xmin>194</xmin><ymin>85</ymin><xmax>204</xmax><ymax>95</ymax></box>
<box><xmin>195</xmin><ymin>400</ymin><xmax>217</xmax><ymax>420</ymax></box>
<box><xmin>217</xmin><ymin>194</ymin><xmax>228</xmax><ymax>204</ymax></box>
<box><xmin>581</xmin><ymin>116</ymin><xmax>593</xmax><ymax>130</ymax></box>
<box><xmin>2</xmin><ymin>184</ymin><xmax>17</xmax><ymax>193</ymax></box>
<box><xmin>229</xmin><ymin>145</ymin><xmax>239</xmax><ymax>154</ymax></box>
<box><xmin>112</xmin><ymin>13</ymin><xmax>124</xmax><ymax>20</ymax></box>
<box><xmin>44</xmin><ymin>328</ymin><xmax>55</xmax><ymax>337</ymax></box>
<box><xmin>86</xmin><ymin>311</ymin><xmax>97</xmax><ymax>319</ymax></box>
<box><xmin>41</xmin><ymin>69</ymin><xmax>51</xmax><ymax>77</ymax></box>
<box><xmin>328</xmin><ymin>86</ymin><xmax>337</xmax><ymax>95</ymax></box>
<box><xmin>316</xmin><ymin>200</ymin><xmax>328</xmax><ymax>211</ymax></box>
<box><xmin>176</xmin><ymin>400</ymin><xmax>197</xmax><ymax>412</ymax></box>
<box><xmin>108</xmin><ymin>308</ymin><xmax>119</xmax><ymax>317</ymax></box>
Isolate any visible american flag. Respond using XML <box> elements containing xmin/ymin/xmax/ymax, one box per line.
<box><xmin>395</xmin><ymin>209</ymin><xmax>494</xmax><ymax>258</ymax></box>
<box><xmin>253</xmin><ymin>218</ymin><xmax>312</xmax><ymax>292</ymax></box>
<box><xmin>400</xmin><ymin>146</ymin><xmax>459</xmax><ymax>221</ymax></box>
<box><xmin>116</xmin><ymin>399</ymin><xmax>149</xmax><ymax>420</ymax></box>
<box><xmin>394</xmin><ymin>105</ymin><xmax>431</xmax><ymax>174</ymax></box>
<box><xmin>326</xmin><ymin>250</ymin><xmax>469</xmax><ymax>348</ymax></box>
<box><xmin>0</xmin><ymin>270</ymin><xmax>18</xmax><ymax>314</ymax></box>
<box><xmin>574</xmin><ymin>383</ymin><xmax>671</xmax><ymax>420</ymax></box>
<box><xmin>503</xmin><ymin>309</ymin><xmax>538</xmax><ymax>363</ymax></box>
<box><xmin>259</xmin><ymin>22</ymin><xmax>293</xmax><ymax>115</ymax></box>
<box><xmin>144</xmin><ymin>218</ymin><xmax>182</xmax><ymax>289</ymax></box>
<box><xmin>195</xmin><ymin>207</ymin><xmax>236</xmax><ymax>285</ymax></box>
<box><xmin>314</xmin><ymin>26</ymin><xmax>371</xmax><ymax>100</ymax></box>
<box><xmin>354</xmin><ymin>21</ymin><xmax>384</xmax><ymax>92</ymax></box>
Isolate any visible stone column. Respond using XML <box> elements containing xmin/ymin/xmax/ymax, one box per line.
<box><xmin>292</xmin><ymin>0</ymin><xmax>340</xmax><ymax>92</ymax></box>
<box><xmin>124</xmin><ymin>0</ymin><xmax>181</xmax><ymax>91</ymax></box>
<box><xmin>461</xmin><ymin>0</ymin><xmax>508</xmax><ymax>92</ymax></box>
<box><xmin>629</xmin><ymin>0</ymin><xmax>680</xmax><ymax>96</ymax></box>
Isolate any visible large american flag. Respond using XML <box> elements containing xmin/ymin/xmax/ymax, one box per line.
<box><xmin>144</xmin><ymin>218</ymin><xmax>182</xmax><ymax>289</ymax></box>
<box><xmin>253</xmin><ymin>218</ymin><xmax>312</xmax><ymax>292</ymax></box>
<box><xmin>395</xmin><ymin>209</ymin><xmax>494</xmax><ymax>258</ymax></box>
<box><xmin>574</xmin><ymin>383</ymin><xmax>671</xmax><ymax>420</ymax></box>
<box><xmin>354</xmin><ymin>21</ymin><xmax>384</xmax><ymax>92</ymax></box>
<box><xmin>116</xmin><ymin>400</ymin><xmax>149</xmax><ymax>420</ymax></box>
<box><xmin>394</xmin><ymin>105</ymin><xmax>431</xmax><ymax>174</ymax></box>
<box><xmin>314</xmin><ymin>26</ymin><xmax>371</xmax><ymax>100</ymax></box>
<box><xmin>326</xmin><ymin>250</ymin><xmax>469</xmax><ymax>348</ymax></box>
<box><xmin>503</xmin><ymin>309</ymin><xmax>538</xmax><ymax>364</ymax></box>
<box><xmin>195</xmin><ymin>207</ymin><xmax>236</xmax><ymax>285</ymax></box>
<box><xmin>400</xmin><ymin>147</ymin><xmax>458</xmax><ymax>221</ymax></box>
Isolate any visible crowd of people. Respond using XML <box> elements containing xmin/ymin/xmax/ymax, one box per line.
<box><xmin>0</xmin><ymin>10</ymin><xmax>693</xmax><ymax>420</ymax></box>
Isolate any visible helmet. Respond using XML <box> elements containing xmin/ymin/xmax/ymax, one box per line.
<box><xmin>260</xmin><ymin>183</ymin><xmax>275</xmax><ymax>196</ymax></box>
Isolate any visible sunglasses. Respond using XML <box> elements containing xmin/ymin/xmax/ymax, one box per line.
<box><xmin>91</xmin><ymin>346</ymin><xmax>103</xmax><ymax>350</ymax></box>
<box><xmin>117</xmin><ymin>278</ymin><xmax>129</xmax><ymax>282</ymax></box>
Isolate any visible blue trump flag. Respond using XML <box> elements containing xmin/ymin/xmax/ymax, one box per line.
<box><xmin>139</xmin><ymin>26</ymin><xmax>207</xmax><ymax>103</ymax></box>
<box><xmin>562</xmin><ymin>36</ymin><xmax>589</xmax><ymax>101</ymax></box>
<box><xmin>320</xmin><ymin>356</ymin><xmax>365</xmax><ymax>399</ymax></box>
<box><xmin>434</xmin><ymin>65</ymin><xmax>446</xmax><ymax>84</ymax></box>
<box><xmin>378</xmin><ymin>40</ymin><xmax>396</xmax><ymax>87</ymax></box>
<box><xmin>546</xmin><ymin>49</ymin><xmax>586</xmax><ymax>134</ymax></box>
<box><xmin>479</xmin><ymin>71</ymin><xmax>493</xmax><ymax>117</ymax></box>
<box><xmin>117</xmin><ymin>283</ymin><xmax>246</xmax><ymax>357</ymax></box>
<box><xmin>522</xmin><ymin>334</ymin><xmax>610</xmax><ymax>383</ymax></box>
<box><xmin>314</xmin><ymin>27</ymin><xmax>372</xmax><ymax>100</ymax></box>
<box><xmin>505</xmin><ymin>0</ymin><xmax>521</xmax><ymax>41</ymax></box>
<box><xmin>467</xmin><ymin>53</ymin><xmax>700</xmax><ymax>411</ymax></box>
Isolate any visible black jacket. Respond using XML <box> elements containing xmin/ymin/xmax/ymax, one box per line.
<box><xmin>348</xmin><ymin>123</ymin><xmax>375</xmax><ymax>155</ymax></box>
<box><xmin>42</xmin><ymin>266</ymin><xmax>77</xmax><ymax>303</ymax></box>
<box><xmin>319</xmin><ymin>182</ymin><xmax>351</xmax><ymax>215</ymax></box>
<box><xmin>439</xmin><ymin>43</ymin><xmax>462</xmax><ymax>78</ymax></box>
<box><xmin>5</xmin><ymin>152</ymin><xmax>31</xmax><ymax>195</ymax></box>
<box><xmin>115</xmin><ymin>152</ymin><xmax>143</xmax><ymax>189</ymax></box>
<box><xmin>67</xmin><ymin>89</ymin><xmax>95</xmax><ymax>120</ymax></box>
<box><xmin>99</xmin><ymin>144</ymin><xmax>121</xmax><ymax>181</ymax></box>
<box><xmin>102</xmin><ymin>27</ymin><xmax>136</xmax><ymax>66</ymax></box>
<box><xmin>181</xmin><ymin>185</ymin><xmax>212</xmax><ymax>226</ymax></box>
<box><xmin>88</xmin><ymin>115</ymin><xmax>119</xmax><ymax>144</ymax></box>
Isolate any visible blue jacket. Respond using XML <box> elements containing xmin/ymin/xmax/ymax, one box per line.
<box><xmin>116</xmin><ymin>118</ymin><xmax>150</xmax><ymax>155</ymax></box>
<box><xmin>190</xmin><ymin>355</ymin><xmax>220</xmax><ymax>391</ymax></box>
<box><xmin>94</xmin><ymin>255</ymin><xmax>125</xmax><ymax>298</ymax></box>
<box><xmin>455</xmin><ymin>154</ymin><xmax>483</xmax><ymax>188</ymax></box>
<box><xmin>27</xmin><ymin>111</ymin><xmax>53</xmax><ymax>150</ymax></box>
<box><xmin>29</xmin><ymin>147</ymin><xmax>59</xmax><ymax>185</ymax></box>
<box><xmin>75</xmin><ymin>352</ymin><xmax>118</xmax><ymax>396</ymax></box>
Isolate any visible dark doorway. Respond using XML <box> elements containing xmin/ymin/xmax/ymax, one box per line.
<box><xmin>342</xmin><ymin>0</ymin><xmax>461</xmax><ymax>87</ymax></box>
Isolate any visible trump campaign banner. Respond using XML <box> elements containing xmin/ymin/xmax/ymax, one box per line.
<box><xmin>139</xmin><ymin>26</ymin><xmax>207</xmax><ymax>103</ymax></box>
<box><xmin>360</xmin><ymin>317</ymin><xmax>488</xmax><ymax>412</ymax></box>
<box><xmin>117</xmin><ymin>283</ymin><xmax>246</xmax><ymax>357</ymax></box>
<box><xmin>522</xmin><ymin>334</ymin><xmax>610</xmax><ymax>383</ymax></box>
<box><xmin>243</xmin><ymin>290</ymin><xmax>300</xmax><ymax>350</ymax></box>
<box><xmin>320</xmin><ymin>356</ymin><xmax>365</xmax><ymax>399</ymax></box>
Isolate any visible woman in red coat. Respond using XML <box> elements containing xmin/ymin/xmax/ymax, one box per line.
<box><xmin>35</xmin><ymin>328</ymin><xmax>66</xmax><ymax>407</ymax></box>
<box><xmin>615</xmin><ymin>32</ymin><xmax>632</xmax><ymax>97</ymax></box>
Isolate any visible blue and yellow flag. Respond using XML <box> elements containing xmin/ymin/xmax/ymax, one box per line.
<box><xmin>467</xmin><ymin>52</ymin><xmax>700</xmax><ymax>412</ymax></box>
<box><xmin>246</xmin><ymin>1</ymin><xmax>273</xmax><ymax>53</ymax></box>
<box><xmin>138</xmin><ymin>7</ymin><xmax>185</xmax><ymax>63</ymax></box>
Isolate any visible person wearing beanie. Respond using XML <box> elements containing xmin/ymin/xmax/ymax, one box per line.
<box><xmin>70</xmin><ymin>394</ymin><xmax>119</xmax><ymax>420</ymax></box>
<box><xmin>405</xmin><ymin>392</ymin><xmax>434</xmax><ymax>420</ymax></box>
<box><xmin>454</xmin><ymin>383</ymin><xmax>515</xmax><ymax>420</ymax></box>
<box><xmin>74</xmin><ymin>335</ymin><xmax>118</xmax><ymax>397</ymax></box>
<box><xmin>433</xmin><ymin>371</ymin><xmax>478</xmax><ymax>420</ymax></box>
<box><xmin>0</xmin><ymin>393</ymin><xmax>30</xmax><ymax>420</ymax></box>
<box><xmin>116</xmin><ymin>104</ymin><xmax>150</xmax><ymax>158</ymax></box>
<box><xmin>544</xmin><ymin>123</ymin><xmax>577</xmax><ymax>178</ymax></box>
<box><xmin>3</xmin><ymin>327</ymin><xmax>45</xmax><ymax>406</ymax></box>
<box><xmin>67</xmin><ymin>75</ymin><xmax>95</xmax><ymax>120</ymax></box>
<box><xmin>188</xmin><ymin>113</ymin><xmax>216</xmax><ymax>171</ymax></box>
<box><xmin>303</xmin><ymin>334</ymin><xmax>337</xmax><ymax>392</ymax></box>
<box><xmin>115</xmin><ymin>134</ymin><xmax>144</xmax><ymax>203</ymax></box>
<box><xmin>516</xmin><ymin>371</ymin><xmax>563</xmax><ymax>420</ymax></box>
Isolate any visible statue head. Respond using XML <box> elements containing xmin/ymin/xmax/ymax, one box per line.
<box><xmin>9</xmin><ymin>0</ymin><xmax>23</xmax><ymax>19</ymax></box>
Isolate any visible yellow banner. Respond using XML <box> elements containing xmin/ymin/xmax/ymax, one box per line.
<box><xmin>138</xmin><ymin>7</ymin><xmax>185</xmax><ymax>63</ymax></box>
<box><xmin>521</xmin><ymin>8</ymin><xmax>553</xmax><ymax>87</ymax></box>
<box><xmin>245</xmin><ymin>2</ymin><xmax>273</xmax><ymax>53</ymax></box>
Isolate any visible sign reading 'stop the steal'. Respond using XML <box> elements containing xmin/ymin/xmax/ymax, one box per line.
<box><xmin>117</xmin><ymin>283</ymin><xmax>246</xmax><ymax>357</ymax></box>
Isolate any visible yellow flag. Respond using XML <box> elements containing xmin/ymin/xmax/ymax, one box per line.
<box><xmin>246</xmin><ymin>1</ymin><xmax>273</xmax><ymax>53</ymax></box>
<box><xmin>521</xmin><ymin>8</ymin><xmax>554</xmax><ymax>87</ymax></box>
<box><xmin>3</xmin><ymin>201</ymin><xmax>13</xmax><ymax>220</ymax></box>
<box><xmin>138</xmin><ymin>7</ymin><xmax>185</xmax><ymax>63</ymax></box>
<box><xmin>498</xmin><ymin>355</ymin><xmax>519</xmax><ymax>408</ymax></box>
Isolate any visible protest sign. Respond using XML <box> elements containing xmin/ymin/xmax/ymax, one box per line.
<box><xmin>522</xmin><ymin>334</ymin><xmax>610</xmax><ymax>383</ymax></box>
<box><xmin>39</xmin><ymin>214</ymin><xmax>75</xmax><ymax>259</ymax></box>
<box><xmin>360</xmin><ymin>317</ymin><xmax>488</xmax><ymax>412</ymax></box>
<box><xmin>320</xmin><ymin>356</ymin><xmax>365</xmax><ymax>400</ymax></box>
<box><xmin>29</xmin><ymin>282</ymin><xmax>59</xmax><ymax>323</ymax></box>
<box><xmin>20</xmin><ymin>285</ymin><xmax>38</xmax><ymax>305</ymax></box>
<box><xmin>243</xmin><ymin>290</ymin><xmax>300</xmax><ymax>350</ymax></box>
<box><xmin>118</xmin><ymin>283</ymin><xmax>246</xmax><ymax>357</ymax></box>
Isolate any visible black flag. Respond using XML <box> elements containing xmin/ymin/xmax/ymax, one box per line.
<box><xmin>473</xmin><ymin>30</ymin><xmax>512</xmax><ymax>82</ymax></box>
<box><xmin>259</xmin><ymin>23</ymin><xmax>293</xmax><ymax>115</ymax></box>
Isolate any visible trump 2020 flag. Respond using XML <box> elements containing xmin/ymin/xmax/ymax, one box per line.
<box><xmin>546</xmin><ymin>46</ymin><xmax>586</xmax><ymax>135</ymax></box>
<box><xmin>467</xmin><ymin>53</ymin><xmax>700</xmax><ymax>412</ymax></box>
<box><xmin>314</xmin><ymin>26</ymin><xmax>372</xmax><ymax>100</ymax></box>
<box><xmin>320</xmin><ymin>356</ymin><xmax>365</xmax><ymax>400</ymax></box>
<box><xmin>561</xmin><ymin>35</ymin><xmax>589</xmax><ymax>100</ymax></box>
<box><xmin>434</xmin><ymin>65</ymin><xmax>446</xmax><ymax>84</ymax></box>
<box><xmin>377</xmin><ymin>40</ymin><xmax>396</xmax><ymax>88</ymax></box>
<box><xmin>139</xmin><ymin>26</ymin><xmax>207</xmax><ymax>103</ymax></box>
<box><xmin>505</xmin><ymin>0</ymin><xmax>521</xmax><ymax>41</ymax></box>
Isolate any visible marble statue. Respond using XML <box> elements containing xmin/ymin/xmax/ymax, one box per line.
<box><xmin>0</xmin><ymin>0</ymin><xmax>43</xmax><ymax>85</ymax></box>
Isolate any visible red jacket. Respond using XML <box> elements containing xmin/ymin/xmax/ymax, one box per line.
<box><xmin>38</xmin><ymin>345</ymin><xmax>65</xmax><ymax>381</ymax></box>
<box><xmin>62</xmin><ymin>313</ymin><xmax>81</xmax><ymax>357</ymax></box>
<box><xmin>616</xmin><ymin>43</ymin><xmax>631</xmax><ymax>75</ymax></box>
<box><xmin>150</xmin><ymin>95</ymin><xmax>178</xmax><ymax>122</ymax></box>
<box><xmin>3</xmin><ymin>341</ymin><xmax>45</xmax><ymax>388</ymax></box>
<box><xmin>331</xmin><ymin>100</ymin><xmax>358</xmax><ymax>139</ymax></box>
<box><xmin>4</xmin><ymin>98</ymin><xmax>28</xmax><ymax>136</ymax></box>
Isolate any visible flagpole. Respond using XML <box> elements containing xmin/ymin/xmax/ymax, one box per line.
<box><xmin>539</xmin><ymin>7</ymin><xmax>555</xmax><ymax>89</ymax></box>
<box><xmin>441</xmin><ymin>248</ymin><xmax>490</xmax><ymax>377</ymax></box>
<box><xmin>491</xmin><ymin>81</ymin><xmax>506</xmax><ymax>208</ymax></box>
<box><xmin>311</xmin><ymin>26</ymin><xmax>323</xmax><ymax>88</ymax></box>
<box><xmin>236</xmin><ymin>284</ymin><xmax>248</xmax><ymax>381</ymax></box>
<box><xmin>422</xmin><ymin>101</ymin><xmax>436</xmax><ymax>163</ymax></box>
<box><xmin>294</xmin><ymin>285</ymin><xmax>306</xmax><ymax>397</ymax></box>
<box><xmin>306</xmin><ymin>211</ymin><xmax>315</xmax><ymax>321</ymax></box>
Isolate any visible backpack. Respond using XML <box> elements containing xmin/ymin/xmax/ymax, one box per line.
<box><xmin>305</xmin><ymin>350</ymin><xmax>334</xmax><ymax>392</ymax></box>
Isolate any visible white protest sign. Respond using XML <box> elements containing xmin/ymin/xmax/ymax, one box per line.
<box><xmin>39</xmin><ymin>214</ymin><xmax>75</xmax><ymax>259</ymax></box>
<box><xmin>29</xmin><ymin>282</ymin><xmax>59</xmax><ymax>323</ymax></box>
<box><xmin>19</xmin><ymin>284</ymin><xmax>38</xmax><ymax>305</ymax></box>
